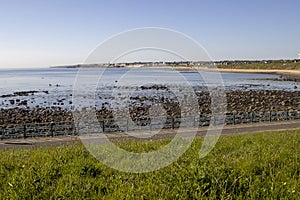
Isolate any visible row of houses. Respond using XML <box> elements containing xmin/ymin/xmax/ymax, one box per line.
<box><xmin>214</xmin><ymin>59</ymin><xmax>300</xmax><ymax>65</ymax></box>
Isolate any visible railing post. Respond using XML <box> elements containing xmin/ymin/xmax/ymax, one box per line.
<box><xmin>233</xmin><ymin>114</ymin><xmax>236</xmax><ymax>125</ymax></box>
<box><xmin>23</xmin><ymin>125</ymin><xmax>27</xmax><ymax>139</ymax></box>
<box><xmin>269</xmin><ymin>111</ymin><xmax>272</xmax><ymax>122</ymax></box>
<box><xmin>71</xmin><ymin>123</ymin><xmax>74</xmax><ymax>135</ymax></box>
<box><xmin>150</xmin><ymin>119</ymin><xmax>152</xmax><ymax>131</ymax></box>
<box><xmin>76</xmin><ymin>122</ymin><xmax>79</xmax><ymax>135</ymax></box>
<box><xmin>286</xmin><ymin>110</ymin><xmax>289</xmax><ymax>120</ymax></box>
<box><xmin>193</xmin><ymin>116</ymin><xmax>196</xmax><ymax>128</ymax></box>
<box><xmin>199</xmin><ymin>115</ymin><xmax>202</xmax><ymax>126</ymax></box>
<box><xmin>50</xmin><ymin>123</ymin><xmax>54</xmax><ymax>137</ymax></box>
<box><xmin>102</xmin><ymin>121</ymin><xmax>105</xmax><ymax>132</ymax></box>
<box><xmin>126</xmin><ymin>119</ymin><xmax>129</xmax><ymax>132</ymax></box>
<box><xmin>171</xmin><ymin>118</ymin><xmax>175</xmax><ymax>129</ymax></box>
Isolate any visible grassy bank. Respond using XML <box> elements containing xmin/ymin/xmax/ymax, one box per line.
<box><xmin>1</xmin><ymin>130</ymin><xmax>300</xmax><ymax>199</ymax></box>
<box><xmin>217</xmin><ymin>61</ymin><xmax>300</xmax><ymax>70</ymax></box>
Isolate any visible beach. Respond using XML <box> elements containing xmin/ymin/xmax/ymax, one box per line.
<box><xmin>110</xmin><ymin>65</ymin><xmax>300</xmax><ymax>81</ymax></box>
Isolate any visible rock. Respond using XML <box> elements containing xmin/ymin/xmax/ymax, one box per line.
<box><xmin>18</xmin><ymin>100</ymin><xmax>28</xmax><ymax>106</ymax></box>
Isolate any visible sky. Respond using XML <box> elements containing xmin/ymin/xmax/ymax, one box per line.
<box><xmin>0</xmin><ymin>0</ymin><xmax>300</xmax><ymax>68</ymax></box>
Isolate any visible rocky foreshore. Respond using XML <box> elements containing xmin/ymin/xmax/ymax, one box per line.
<box><xmin>1</xmin><ymin>90</ymin><xmax>300</xmax><ymax>129</ymax></box>
<box><xmin>280</xmin><ymin>73</ymin><xmax>300</xmax><ymax>82</ymax></box>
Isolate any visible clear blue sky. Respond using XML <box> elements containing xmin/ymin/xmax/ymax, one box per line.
<box><xmin>1</xmin><ymin>0</ymin><xmax>300</xmax><ymax>68</ymax></box>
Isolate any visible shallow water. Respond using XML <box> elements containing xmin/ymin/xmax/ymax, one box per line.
<box><xmin>0</xmin><ymin>68</ymin><xmax>299</xmax><ymax>109</ymax></box>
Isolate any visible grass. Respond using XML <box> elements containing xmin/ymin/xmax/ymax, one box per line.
<box><xmin>1</xmin><ymin>130</ymin><xmax>300</xmax><ymax>199</ymax></box>
<box><xmin>217</xmin><ymin>62</ymin><xmax>300</xmax><ymax>70</ymax></box>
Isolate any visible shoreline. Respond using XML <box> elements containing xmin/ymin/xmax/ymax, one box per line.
<box><xmin>214</xmin><ymin>68</ymin><xmax>300</xmax><ymax>82</ymax></box>
<box><xmin>34</xmin><ymin>65</ymin><xmax>300</xmax><ymax>77</ymax></box>
<box><xmin>214</xmin><ymin>68</ymin><xmax>300</xmax><ymax>75</ymax></box>
<box><xmin>110</xmin><ymin>65</ymin><xmax>300</xmax><ymax>77</ymax></box>
<box><xmin>123</xmin><ymin>65</ymin><xmax>300</xmax><ymax>80</ymax></box>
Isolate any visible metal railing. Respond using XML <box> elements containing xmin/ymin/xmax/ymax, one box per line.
<box><xmin>1</xmin><ymin>110</ymin><xmax>300</xmax><ymax>139</ymax></box>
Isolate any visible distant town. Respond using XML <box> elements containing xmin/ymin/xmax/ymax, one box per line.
<box><xmin>53</xmin><ymin>58</ymin><xmax>300</xmax><ymax>69</ymax></box>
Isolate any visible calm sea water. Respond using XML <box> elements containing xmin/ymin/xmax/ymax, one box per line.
<box><xmin>0</xmin><ymin>68</ymin><xmax>299</xmax><ymax>109</ymax></box>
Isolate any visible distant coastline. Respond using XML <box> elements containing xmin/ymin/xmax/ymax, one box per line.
<box><xmin>52</xmin><ymin>59</ymin><xmax>300</xmax><ymax>68</ymax></box>
<box><xmin>51</xmin><ymin>59</ymin><xmax>300</xmax><ymax>78</ymax></box>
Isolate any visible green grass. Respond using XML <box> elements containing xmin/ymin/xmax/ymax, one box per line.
<box><xmin>1</xmin><ymin>130</ymin><xmax>300</xmax><ymax>199</ymax></box>
<box><xmin>217</xmin><ymin>62</ymin><xmax>300</xmax><ymax>70</ymax></box>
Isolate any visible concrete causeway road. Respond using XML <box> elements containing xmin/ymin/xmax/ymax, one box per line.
<box><xmin>1</xmin><ymin>120</ymin><xmax>300</xmax><ymax>151</ymax></box>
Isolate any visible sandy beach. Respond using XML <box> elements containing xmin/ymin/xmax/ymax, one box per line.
<box><xmin>213</xmin><ymin>68</ymin><xmax>300</xmax><ymax>82</ymax></box>
<box><xmin>212</xmin><ymin>68</ymin><xmax>300</xmax><ymax>75</ymax></box>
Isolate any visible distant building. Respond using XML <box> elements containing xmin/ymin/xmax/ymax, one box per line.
<box><xmin>264</xmin><ymin>60</ymin><xmax>272</xmax><ymax>64</ymax></box>
<box><xmin>298</xmin><ymin>54</ymin><xmax>300</xmax><ymax>59</ymax></box>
